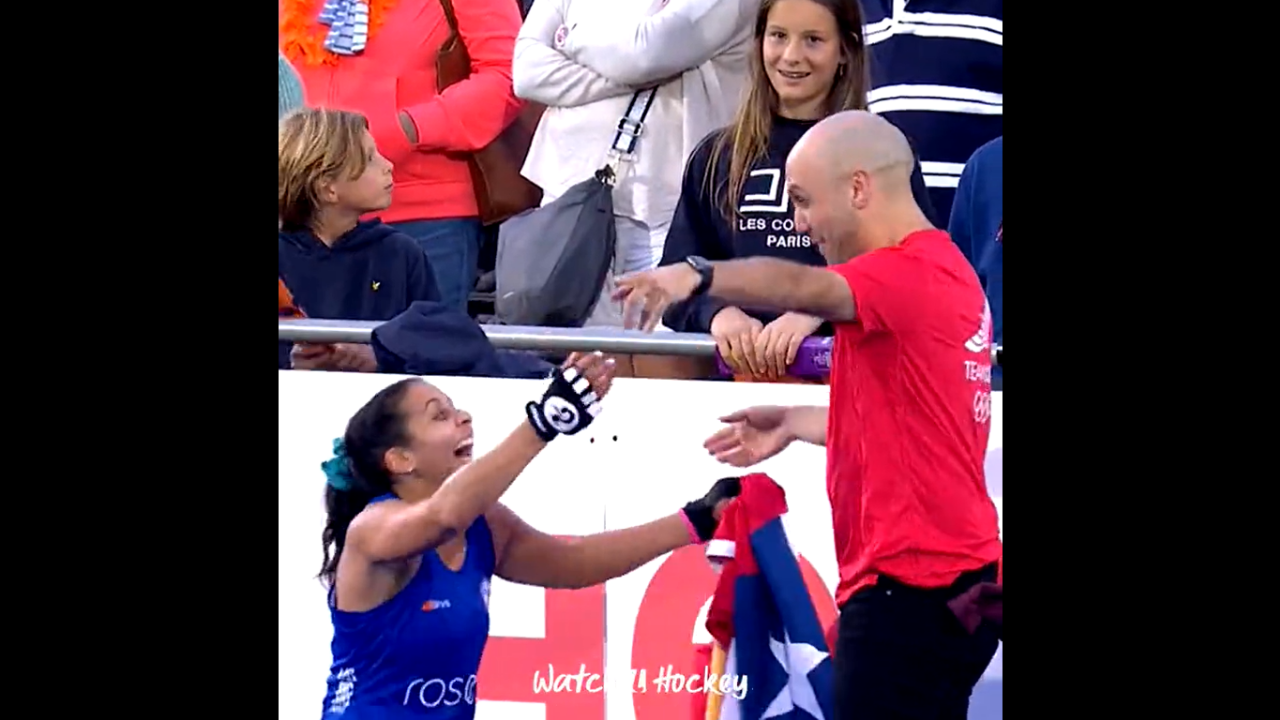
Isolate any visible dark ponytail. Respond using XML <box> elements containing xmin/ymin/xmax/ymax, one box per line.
<box><xmin>319</xmin><ymin>378</ymin><xmax>419</xmax><ymax>587</ymax></box>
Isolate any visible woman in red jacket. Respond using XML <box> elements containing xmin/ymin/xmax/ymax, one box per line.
<box><xmin>280</xmin><ymin>0</ymin><xmax>525</xmax><ymax>314</ymax></box>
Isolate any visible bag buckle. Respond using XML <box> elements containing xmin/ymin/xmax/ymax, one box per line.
<box><xmin>609</xmin><ymin>117</ymin><xmax>644</xmax><ymax>160</ymax></box>
<box><xmin>616</xmin><ymin>116</ymin><xmax>644</xmax><ymax>139</ymax></box>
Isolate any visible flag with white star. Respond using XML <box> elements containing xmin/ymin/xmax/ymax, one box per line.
<box><xmin>705</xmin><ymin>474</ymin><xmax>834</xmax><ymax>720</ymax></box>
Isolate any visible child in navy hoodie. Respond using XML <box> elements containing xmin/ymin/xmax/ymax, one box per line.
<box><xmin>278</xmin><ymin>108</ymin><xmax>440</xmax><ymax>371</ymax></box>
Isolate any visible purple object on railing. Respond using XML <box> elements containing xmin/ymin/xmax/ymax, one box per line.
<box><xmin>715</xmin><ymin>336</ymin><xmax>833</xmax><ymax>378</ymax></box>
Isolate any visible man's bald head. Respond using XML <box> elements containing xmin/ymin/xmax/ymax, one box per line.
<box><xmin>784</xmin><ymin>111</ymin><xmax>930</xmax><ymax>263</ymax></box>
<box><xmin>788</xmin><ymin>110</ymin><xmax>916</xmax><ymax>196</ymax></box>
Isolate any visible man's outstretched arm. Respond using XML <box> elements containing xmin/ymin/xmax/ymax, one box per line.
<box><xmin>706</xmin><ymin>257</ymin><xmax>856</xmax><ymax>322</ymax></box>
<box><xmin>614</xmin><ymin>255</ymin><xmax>858</xmax><ymax>332</ymax></box>
<box><xmin>783</xmin><ymin>405</ymin><xmax>830</xmax><ymax>447</ymax></box>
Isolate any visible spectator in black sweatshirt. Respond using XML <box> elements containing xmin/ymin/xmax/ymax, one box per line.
<box><xmin>278</xmin><ymin>108</ymin><xmax>440</xmax><ymax>371</ymax></box>
<box><xmin>659</xmin><ymin>0</ymin><xmax>933</xmax><ymax>382</ymax></box>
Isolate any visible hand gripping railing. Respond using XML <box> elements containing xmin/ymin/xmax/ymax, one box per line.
<box><xmin>278</xmin><ymin>318</ymin><xmax>1002</xmax><ymax>375</ymax></box>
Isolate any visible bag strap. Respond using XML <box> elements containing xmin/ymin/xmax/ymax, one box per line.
<box><xmin>438</xmin><ymin>0</ymin><xmax>460</xmax><ymax>37</ymax></box>
<box><xmin>609</xmin><ymin>87</ymin><xmax>659</xmax><ymax>159</ymax></box>
<box><xmin>440</xmin><ymin>0</ymin><xmax>655</xmax><ymax>161</ymax></box>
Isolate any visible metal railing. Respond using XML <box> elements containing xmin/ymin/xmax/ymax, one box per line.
<box><xmin>279</xmin><ymin>318</ymin><xmax>1002</xmax><ymax>366</ymax></box>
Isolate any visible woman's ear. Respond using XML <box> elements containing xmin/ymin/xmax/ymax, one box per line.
<box><xmin>383</xmin><ymin>447</ymin><xmax>415</xmax><ymax>476</ymax></box>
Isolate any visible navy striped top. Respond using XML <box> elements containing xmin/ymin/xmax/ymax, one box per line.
<box><xmin>862</xmin><ymin>0</ymin><xmax>1003</xmax><ymax>225</ymax></box>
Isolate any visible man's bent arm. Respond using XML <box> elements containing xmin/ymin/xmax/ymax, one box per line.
<box><xmin>709</xmin><ymin>257</ymin><xmax>856</xmax><ymax>322</ymax></box>
<box><xmin>785</xmin><ymin>406</ymin><xmax>829</xmax><ymax>447</ymax></box>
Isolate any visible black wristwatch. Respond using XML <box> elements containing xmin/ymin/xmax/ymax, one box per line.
<box><xmin>685</xmin><ymin>255</ymin><xmax>714</xmax><ymax>296</ymax></box>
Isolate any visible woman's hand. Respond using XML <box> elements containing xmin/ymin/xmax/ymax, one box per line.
<box><xmin>398</xmin><ymin>111</ymin><xmax>418</xmax><ymax>144</ymax></box>
<box><xmin>525</xmin><ymin>352</ymin><xmax>616</xmax><ymax>442</ymax></box>
<box><xmin>754</xmin><ymin>312</ymin><xmax>823</xmax><ymax>379</ymax></box>
<box><xmin>709</xmin><ymin>306</ymin><xmax>765</xmax><ymax>376</ymax></box>
<box><xmin>681</xmin><ymin>476</ymin><xmax>744</xmax><ymax>542</ymax></box>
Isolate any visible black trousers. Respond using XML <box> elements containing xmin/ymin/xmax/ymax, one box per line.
<box><xmin>833</xmin><ymin>564</ymin><xmax>1000</xmax><ymax>720</ymax></box>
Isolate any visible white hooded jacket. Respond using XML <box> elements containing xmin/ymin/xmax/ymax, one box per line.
<box><xmin>514</xmin><ymin>0</ymin><xmax>758</xmax><ymax>226</ymax></box>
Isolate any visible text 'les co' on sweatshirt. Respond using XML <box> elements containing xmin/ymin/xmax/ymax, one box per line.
<box><xmin>277</xmin><ymin>219</ymin><xmax>440</xmax><ymax>369</ymax></box>
<box><xmin>659</xmin><ymin>116</ymin><xmax>935</xmax><ymax>333</ymax></box>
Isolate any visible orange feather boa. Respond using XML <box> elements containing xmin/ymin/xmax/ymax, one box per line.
<box><xmin>279</xmin><ymin>0</ymin><xmax>400</xmax><ymax>67</ymax></box>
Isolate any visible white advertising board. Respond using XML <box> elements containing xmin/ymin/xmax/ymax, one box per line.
<box><xmin>279</xmin><ymin>372</ymin><xmax>1004</xmax><ymax>720</ymax></box>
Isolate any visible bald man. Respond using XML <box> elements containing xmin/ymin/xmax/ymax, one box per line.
<box><xmin>614</xmin><ymin>111</ymin><xmax>1001</xmax><ymax>720</ymax></box>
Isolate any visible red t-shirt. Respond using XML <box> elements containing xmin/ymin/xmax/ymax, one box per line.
<box><xmin>825</xmin><ymin>229</ymin><xmax>1001</xmax><ymax>606</ymax></box>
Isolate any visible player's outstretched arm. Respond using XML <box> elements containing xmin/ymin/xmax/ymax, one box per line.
<box><xmin>349</xmin><ymin>353</ymin><xmax>615</xmax><ymax>564</ymax></box>
<box><xmin>486</xmin><ymin>478</ymin><xmax>742</xmax><ymax>589</ymax></box>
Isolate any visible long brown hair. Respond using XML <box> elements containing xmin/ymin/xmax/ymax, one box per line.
<box><xmin>704</xmin><ymin>0</ymin><xmax>869</xmax><ymax>223</ymax></box>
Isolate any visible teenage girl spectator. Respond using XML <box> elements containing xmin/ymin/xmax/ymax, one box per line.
<box><xmin>279</xmin><ymin>108</ymin><xmax>441</xmax><ymax>372</ymax></box>
<box><xmin>659</xmin><ymin>0</ymin><xmax>933</xmax><ymax>383</ymax></box>
<box><xmin>513</xmin><ymin>0</ymin><xmax>757</xmax><ymax>377</ymax></box>
<box><xmin>949</xmin><ymin>136</ymin><xmax>1002</xmax><ymax>389</ymax></box>
<box><xmin>317</xmin><ymin>357</ymin><xmax>741</xmax><ymax>717</ymax></box>
<box><xmin>280</xmin><ymin>0</ymin><xmax>524</xmax><ymax>313</ymax></box>
<box><xmin>862</xmin><ymin>0</ymin><xmax>1002</xmax><ymax>225</ymax></box>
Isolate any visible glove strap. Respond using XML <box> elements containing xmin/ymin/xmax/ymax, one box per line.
<box><xmin>525</xmin><ymin>401</ymin><xmax>558</xmax><ymax>443</ymax></box>
<box><xmin>677</xmin><ymin>509</ymin><xmax>702</xmax><ymax>545</ymax></box>
<box><xmin>681</xmin><ymin>500</ymin><xmax>719</xmax><ymax>543</ymax></box>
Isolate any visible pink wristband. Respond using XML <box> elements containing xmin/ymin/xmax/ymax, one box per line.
<box><xmin>678</xmin><ymin>510</ymin><xmax>702</xmax><ymax>544</ymax></box>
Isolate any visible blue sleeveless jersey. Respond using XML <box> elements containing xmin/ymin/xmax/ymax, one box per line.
<box><xmin>321</xmin><ymin>497</ymin><xmax>495</xmax><ymax>720</ymax></box>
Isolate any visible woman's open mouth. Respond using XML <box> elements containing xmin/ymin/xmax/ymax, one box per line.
<box><xmin>778</xmin><ymin>70</ymin><xmax>810</xmax><ymax>80</ymax></box>
<box><xmin>453</xmin><ymin>440</ymin><xmax>473</xmax><ymax>459</ymax></box>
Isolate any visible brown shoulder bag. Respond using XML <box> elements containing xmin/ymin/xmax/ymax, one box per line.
<box><xmin>435</xmin><ymin>0</ymin><xmax>544</xmax><ymax>226</ymax></box>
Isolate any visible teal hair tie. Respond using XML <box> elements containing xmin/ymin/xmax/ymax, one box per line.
<box><xmin>322</xmin><ymin>438</ymin><xmax>355</xmax><ymax>491</ymax></box>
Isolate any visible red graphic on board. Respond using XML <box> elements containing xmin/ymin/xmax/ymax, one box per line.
<box><xmin>631</xmin><ymin>546</ymin><xmax>836</xmax><ymax>720</ymax></box>
<box><xmin>475</xmin><ymin>542</ymin><xmax>835</xmax><ymax>720</ymax></box>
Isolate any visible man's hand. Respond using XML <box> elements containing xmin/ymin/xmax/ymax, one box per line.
<box><xmin>754</xmin><ymin>312</ymin><xmax>823</xmax><ymax>379</ymax></box>
<box><xmin>703</xmin><ymin>406</ymin><xmax>796</xmax><ymax>467</ymax></box>
<box><xmin>710</xmin><ymin>307</ymin><xmax>764</xmax><ymax>376</ymax></box>
<box><xmin>290</xmin><ymin>342</ymin><xmax>336</xmax><ymax>370</ymax></box>
<box><xmin>612</xmin><ymin>263</ymin><xmax>701</xmax><ymax>332</ymax></box>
